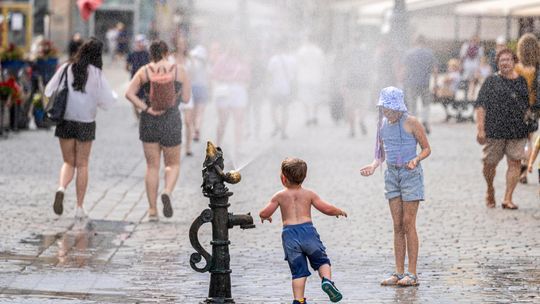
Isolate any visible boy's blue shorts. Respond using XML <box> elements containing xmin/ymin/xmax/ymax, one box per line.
<box><xmin>281</xmin><ymin>222</ymin><xmax>331</xmax><ymax>279</ymax></box>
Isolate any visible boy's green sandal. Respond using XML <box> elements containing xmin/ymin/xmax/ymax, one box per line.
<box><xmin>397</xmin><ymin>272</ymin><xmax>419</xmax><ymax>287</ymax></box>
<box><xmin>321</xmin><ymin>278</ymin><xmax>343</xmax><ymax>302</ymax></box>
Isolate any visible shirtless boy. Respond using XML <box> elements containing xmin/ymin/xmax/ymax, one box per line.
<box><xmin>259</xmin><ymin>157</ymin><xmax>347</xmax><ymax>303</ymax></box>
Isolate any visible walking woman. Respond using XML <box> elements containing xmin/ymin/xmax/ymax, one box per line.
<box><xmin>514</xmin><ymin>33</ymin><xmax>540</xmax><ymax>184</ymax></box>
<box><xmin>211</xmin><ymin>40</ymin><xmax>250</xmax><ymax>157</ymax></box>
<box><xmin>45</xmin><ymin>38</ymin><xmax>117</xmax><ymax>219</ymax></box>
<box><xmin>125</xmin><ymin>40</ymin><xmax>191</xmax><ymax>221</ymax></box>
<box><xmin>360</xmin><ymin>87</ymin><xmax>431</xmax><ymax>286</ymax></box>
<box><xmin>170</xmin><ymin>32</ymin><xmax>195</xmax><ymax>156</ymax></box>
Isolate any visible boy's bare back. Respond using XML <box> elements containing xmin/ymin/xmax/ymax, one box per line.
<box><xmin>260</xmin><ymin>186</ymin><xmax>347</xmax><ymax>226</ymax></box>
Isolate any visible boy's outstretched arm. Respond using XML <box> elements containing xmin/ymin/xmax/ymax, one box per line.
<box><xmin>259</xmin><ymin>195</ymin><xmax>279</xmax><ymax>223</ymax></box>
<box><xmin>311</xmin><ymin>192</ymin><xmax>347</xmax><ymax>218</ymax></box>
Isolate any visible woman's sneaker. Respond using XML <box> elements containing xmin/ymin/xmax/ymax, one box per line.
<box><xmin>292</xmin><ymin>299</ymin><xmax>307</xmax><ymax>304</ymax></box>
<box><xmin>161</xmin><ymin>193</ymin><xmax>173</xmax><ymax>218</ymax></box>
<box><xmin>74</xmin><ymin>206</ymin><xmax>88</xmax><ymax>221</ymax></box>
<box><xmin>53</xmin><ymin>188</ymin><xmax>64</xmax><ymax>215</ymax></box>
<box><xmin>321</xmin><ymin>278</ymin><xmax>343</xmax><ymax>302</ymax></box>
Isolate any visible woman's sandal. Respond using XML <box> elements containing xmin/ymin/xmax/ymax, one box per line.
<box><xmin>381</xmin><ymin>273</ymin><xmax>404</xmax><ymax>286</ymax></box>
<box><xmin>397</xmin><ymin>272</ymin><xmax>419</xmax><ymax>287</ymax></box>
<box><xmin>502</xmin><ymin>201</ymin><xmax>518</xmax><ymax>210</ymax></box>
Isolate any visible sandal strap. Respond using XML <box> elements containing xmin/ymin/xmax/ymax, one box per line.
<box><xmin>392</xmin><ymin>272</ymin><xmax>405</xmax><ymax>280</ymax></box>
<box><xmin>404</xmin><ymin>272</ymin><xmax>417</xmax><ymax>280</ymax></box>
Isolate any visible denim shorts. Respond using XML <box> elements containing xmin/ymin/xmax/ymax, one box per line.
<box><xmin>282</xmin><ymin>222</ymin><xmax>331</xmax><ymax>279</ymax></box>
<box><xmin>384</xmin><ymin>164</ymin><xmax>424</xmax><ymax>202</ymax></box>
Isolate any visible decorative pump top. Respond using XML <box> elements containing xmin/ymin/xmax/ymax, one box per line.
<box><xmin>201</xmin><ymin>141</ymin><xmax>241</xmax><ymax>197</ymax></box>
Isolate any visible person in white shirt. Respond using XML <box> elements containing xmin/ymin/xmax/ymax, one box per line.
<box><xmin>267</xmin><ymin>41</ymin><xmax>297</xmax><ymax>139</ymax></box>
<box><xmin>45</xmin><ymin>38</ymin><xmax>117</xmax><ymax>220</ymax></box>
<box><xmin>296</xmin><ymin>36</ymin><xmax>326</xmax><ymax>126</ymax></box>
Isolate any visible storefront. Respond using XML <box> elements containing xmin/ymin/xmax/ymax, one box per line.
<box><xmin>0</xmin><ymin>1</ymin><xmax>33</xmax><ymax>51</ymax></box>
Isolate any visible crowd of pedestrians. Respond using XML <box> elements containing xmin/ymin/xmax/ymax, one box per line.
<box><xmin>3</xmin><ymin>21</ymin><xmax>538</xmax><ymax>303</ymax></box>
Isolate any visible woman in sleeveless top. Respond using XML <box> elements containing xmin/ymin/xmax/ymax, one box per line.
<box><xmin>360</xmin><ymin>87</ymin><xmax>431</xmax><ymax>287</ymax></box>
<box><xmin>125</xmin><ymin>40</ymin><xmax>191</xmax><ymax>221</ymax></box>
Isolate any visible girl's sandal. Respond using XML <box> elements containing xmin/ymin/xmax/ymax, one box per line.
<box><xmin>397</xmin><ymin>272</ymin><xmax>419</xmax><ymax>287</ymax></box>
<box><xmin>381</xmin><ymin>273</ymin><xmax>404</xmax><ymax>286</ymax></box>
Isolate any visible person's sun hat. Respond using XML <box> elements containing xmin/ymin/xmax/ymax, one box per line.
<box><xmin>377</xmin><ymin>86</ymin><xmax>407</xmax><ymax>112</ymax></box>
<box><xmin>374</xmin><ymin>86</ymin><xmax>408</xmax><ymax>162</ymax></box>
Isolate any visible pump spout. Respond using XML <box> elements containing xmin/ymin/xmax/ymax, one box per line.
<box><xmin>228</xmin><ymin>212</ymin><xmax>255</xmax><ymax>229</ymax></box>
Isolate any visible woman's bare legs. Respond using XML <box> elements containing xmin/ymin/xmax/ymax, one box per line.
<box><xmin>232</xmin><ymin>107</ymin><xmax>245</xmax><ymax>152</ymax></box>
<box><xmin>59</xmin><ymin>139</ymin><xmax>76</xmax><ymax>189</ymax></box>
<box><xmin>143</xmin><ymin>143</ymin><xmax>161</xmax><ymax>215</ymax></box>
<box><xmin>183</xmin><ymin>109</ymin><xmax>194</xmax><ymax>155</ymax></box>
<box><xmin>216</xmin><ymin>108</ymin><xmax>230</xmax><ymax>147</ymax></box>
<box><xmin>162</xmin><ymin>145</ymin><xmax>181</xmax><ymax>195</ymax></box>
<box><xmin>74</xmin><ymin>140</ymin><xmax>92</xmax><ymax>208</ymax></box>
<box><xmin>193</xmin><ymin>103</ymin><xmax>206</xmax><ymax>140</ymax></box>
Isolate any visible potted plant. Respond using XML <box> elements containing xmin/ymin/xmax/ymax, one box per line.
<box><xmin>0</xmin><ymin>77</ymin><xmax>21</xmax><ymax>105</ymax></box>
<box><xmin>0</xmin><ymin>44</ymin><xmax>26</xmax><ymax>72</ymax></box>
<box><xmin>31</xmin><ymin>92</ymin><xmax>48</xmax><ymax>128</ymax></box>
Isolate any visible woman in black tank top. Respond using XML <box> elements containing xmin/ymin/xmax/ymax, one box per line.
<box><xmin>125</xmin><ymin>40</ymin><xmax>192</xmax><ymax>221</ymax></box>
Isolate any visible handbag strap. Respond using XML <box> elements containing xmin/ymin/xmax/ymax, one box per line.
<box><xmin>59</xmin><ymin>64</ymin><xmax>69</xmax><ymax>89</ymax></box>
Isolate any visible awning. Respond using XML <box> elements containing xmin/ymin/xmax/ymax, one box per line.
<box><xmin>358</xmin><ymin>0</ymin><xmax>465</xmax><ymax>17</ymax></box>
<box><xmin>454</xmin><ymin>0</ymin><xmax>540</xmax><ymax>17</ymax></box>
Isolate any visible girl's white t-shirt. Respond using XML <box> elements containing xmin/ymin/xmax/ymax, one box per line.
<box><xmin>45</xmin><ymin>63</ymin><xmax>117</xmax><ymax>123</ymax></box>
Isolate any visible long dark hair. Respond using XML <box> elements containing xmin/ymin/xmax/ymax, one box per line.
<box><xmin>71</xmin><ymin>38</ymin><xmax>103</xmax><ymax>92</ymax></box>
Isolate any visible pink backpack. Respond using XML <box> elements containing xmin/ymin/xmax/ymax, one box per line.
<box><xmin>145</xmin><ymin>65</ymin><xmax>177</xmax><ymax>111</ymax></box>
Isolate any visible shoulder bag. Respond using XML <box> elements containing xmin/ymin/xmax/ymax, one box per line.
<box><xmin>45</xmin><ymin>65</ymin><xmax>69</xmax><ymax>125</ymax></box>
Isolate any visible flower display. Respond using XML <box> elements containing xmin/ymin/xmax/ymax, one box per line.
<box><xmin>0</xmin><ymin>44</ymin><xmax>24</xmax><ymax>62</ymax></box>
<box><xmin>0</xmin><ymin>78</ymin><xmax>22</xmax><ymax>105</ymax></box>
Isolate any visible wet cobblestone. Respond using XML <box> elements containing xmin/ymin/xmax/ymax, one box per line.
<box><xmin>0</xmin><ymin>65</ymin><xmax>539</xmax><ymax>303</ymax></box>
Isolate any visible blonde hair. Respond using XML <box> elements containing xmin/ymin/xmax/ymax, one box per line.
<box><xmin>517</xmin><ymin>33</ymin><xmax>540</xmax><ymax>67</ymax></box>
<box><xmin>447</xmin><ymin>58</ymin><xmax>460</xmax><ymax>70</ymax></box>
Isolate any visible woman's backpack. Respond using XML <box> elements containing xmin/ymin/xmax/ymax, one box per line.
<box><xmin>146</xmin><ymin>65</ymin><xmax>177</xmax><ymax>111</ymax></box>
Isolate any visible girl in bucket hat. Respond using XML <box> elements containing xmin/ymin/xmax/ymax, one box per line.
<box><xmin>360</xmin><ymin>86</ymin><xmax>431</xmax><ymax>287</ymax></box>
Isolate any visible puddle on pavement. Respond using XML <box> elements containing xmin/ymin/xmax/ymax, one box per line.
<box><xmin>0</xmin><ymin>220</ymin><xmax>136</xmax><ymax>302</ymax></box>
<box><xmin>0</xmin><ymin>220</ymin><xmax>132</xmax><ymax>269</ymax></box>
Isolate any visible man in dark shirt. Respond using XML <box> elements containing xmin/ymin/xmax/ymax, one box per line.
<box><xmin>126</xmin><ymin>35</ymin><xmax>150</xmax><ymax>119</ymax></box>
<box><xmin>475</xmin><ymin>49</ymin><xmax>528</xmax><ymax>210</ymax></box>
<box><xmin>402</xmin><ymin>35</ymin><xmax>438</xmax><ymax>134</ymax></box>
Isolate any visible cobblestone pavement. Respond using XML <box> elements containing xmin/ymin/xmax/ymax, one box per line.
<box><xmin>0</xmin><ymin>63</ymin><xmax>539</xmax><ymax>304</ymax></box>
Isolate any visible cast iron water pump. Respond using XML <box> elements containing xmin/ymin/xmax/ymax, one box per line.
<box><xmin>189</xmin><ymin>142</ymin><xmax>255</xmax><ymax>303</ymax></box>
